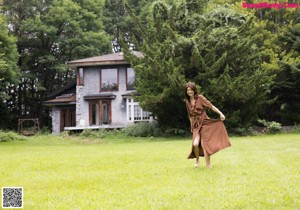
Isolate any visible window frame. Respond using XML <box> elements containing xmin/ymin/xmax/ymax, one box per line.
<box><xmin>100</xmin><ymin>67</ymin><xmax>119</xmax><ymax>92</ymax></box>
<box><xmin>126</xmin><ymin>97</ymin><xmax>151</xmax><ymax>123</ymax></box>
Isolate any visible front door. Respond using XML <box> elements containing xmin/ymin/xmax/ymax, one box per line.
<box><xmin>60</xmin><ymin>108</ymin><xmax>76</xmax><ymax>131</ymax></box>
<box><xmin>89</xmin><ymin>100</ymin><xmax>111</xmax><ymax>125</ymax></box>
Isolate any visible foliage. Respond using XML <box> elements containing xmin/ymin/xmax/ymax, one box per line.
<box><xmin>228</xmin><ymin>127</ymin><xmax>254</xmax><ymax>136</ymax></box>
<box><xmin>122</xmin><ymin>122</ymin><xmax>162</xmax><ymax>137</ymax></box>
<box><xmin>35</xmin><ymin>126</ymin><xmax>51</xmax><ymax>135</ymax></box>
<box><xmin>103</xmin><ymin>0</ymin><xmax>152</xmax><ymax>52</ymax></box>
<box><xmin>59</xmin><ymin>131</ymin><xmax>70</xmax><ymax>138</ymax></box>
<box><xmin>79</xmin><ymin>129</ymin><xmax>107</xmax><ymax>139</ymax></box>
<box><xmin>263</xmin><ymin>24</ymin><xmax>300</xmax><ymax>125</ymax></box>
<box><xmin>0</xmin><ymin>14</ymin><xmax>20</xmax><ymax>129</ymax></box>
<box><xmin>290</xmin><ymin>125</ymin><xmax>300</xmax><ymax>134</ymax></box>
<box><xmin>258</xmin><ymin>119</ymin><xmax>282</xmax><ymax>134</ymax></box>
<box><xmin>0</xmin><ymin>130</ymin><xmax>27</xmax><ymax>142</ymax></box>
<box><xmin>0</xmin><ymin>0</ymin><xmax>299</xmax><ymax>131</ymax></box>
<box><xmin>124</xmin><ymin>1</ymin><xmax>274</xmax><ymax>130</ymax></box>
<box><xmin>1</xmin><ymin>0</ymin><xmax>111</xmax><ymax>129</ymax></box>
<box><xmin>164</xmin><ymin>127</ymin><xmax>187</xmax><ymax>136</ymax></box>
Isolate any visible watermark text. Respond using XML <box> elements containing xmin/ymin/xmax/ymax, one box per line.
<box><xmin>242</xmin><ymin>2</ymin><xmax>299</xmax><ymax>10</ymax></box>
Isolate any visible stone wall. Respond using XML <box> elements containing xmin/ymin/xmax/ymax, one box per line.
<box><xmin>51</xmin><ymin>107</ymin><xmax>60</xmax><ymax>134</ymax></box>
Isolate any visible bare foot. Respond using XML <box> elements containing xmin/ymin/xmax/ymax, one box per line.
<box><xmin>206</xmin><ymin>165</ymin><xmax>212</xmax><ymax>169</ymax></box>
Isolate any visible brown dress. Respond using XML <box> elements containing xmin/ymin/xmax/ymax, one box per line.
<box><xmin>186</xmin><ymin>94</ymin><xmax>231</xmax><ymax>158</ymax></box>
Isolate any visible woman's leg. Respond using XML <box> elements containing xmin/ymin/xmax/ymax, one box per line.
<box><xmin>192</xmin><ymin>134</ymin><xmax>200</xmax><ymax>167</ymax></box>
<box><xmin>201</xmin><ymin>140</ymin><xmax>211</xmax><ymax>169</ymax></box>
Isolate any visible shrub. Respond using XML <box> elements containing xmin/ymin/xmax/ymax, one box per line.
<box><xmin>164</xmin><ymin>128</ymin><xmax>187</xmax><ymax>136</ymax></box>
<box><xmin>0</xmin><ymin>130</ymin><xmax>27</xmax><ymax>142</ymax></box>
<box><xmin>258</xmin><ymin>119</ymin><xmax>282</xmax><ymax>134</ymax></box>
<box><xmin>79</xmin><ymin>129</ymin><xmax>107</xmax><ymax>138</ymax></box>
<box><xmin>229</xmin><ymin>127</ymin><xmax>253</xmax><ymax>136</ymax></box>
<box><xmin>123</xmin><ymin>122</ymin><xmax>162</xmax><ymax>137</ymax></box>
<box><xmin>59</xmin><ymin>131</ymin><xmax>70</xmax><ymax>137</ymax></box>
<box><xmin>36</xmin><ymin>127</ymin><xmax>51</xmax><ymax>135</ymax></box>
<box><xmin>290</xmin><ymin>125</ymin><xmax>300</xmax><ymax>134</ymax></box>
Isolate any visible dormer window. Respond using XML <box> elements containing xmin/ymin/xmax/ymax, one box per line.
<box><xmin>100</xmin><ymin>68</ymin><xmax>119</xmax><ymax>92</ymax></box>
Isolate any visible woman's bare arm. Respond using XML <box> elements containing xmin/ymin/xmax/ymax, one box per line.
<box><xmin>211</xmin><ymin>105</ymin><xmax>226</xmax><ymax>121</ymax></box>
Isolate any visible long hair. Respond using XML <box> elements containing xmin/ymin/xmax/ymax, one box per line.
<box><xmin>184</xmin><ymin>82</ymin><xmax>198</xmax><ymax>101</ymax></box>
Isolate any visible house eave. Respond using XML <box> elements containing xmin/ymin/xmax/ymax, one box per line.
<box><xmin>84</xmin><ymin>93</ymin><xmax>116</xmax><ymax>100</ymax></box>
<box><xmin>44</xmin><ymin>102</ymin><xmax>76</xmax><ymax>106</ymax></box>
<box><xmin>68</xmin><ymin>60</ymin><xmax>129</xmax><ymax>68</ymax></box>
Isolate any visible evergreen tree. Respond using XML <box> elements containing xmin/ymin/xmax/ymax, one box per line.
<box><xmin>248</xmin><ymin>1</ymin><xmax>300</xmax><ymax>125</ymax></box>
<box><xmin>124</xmin><ymin>0</ymin><xmax>274</xmax><ymax>131</ymax></box>
<box><xmin>103</xmin><ymin>0</ymin><xmax>152</xmax><ymax>52</ymax></box>
<box><xmin>266</xmin><ymin>24</ymin><xmax>300</xmax><ymax>124</ymax></box>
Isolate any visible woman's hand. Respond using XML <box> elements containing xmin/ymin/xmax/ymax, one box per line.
<box><xmin>220</xmin><ymin>114</ymin><xmax>226</xmax><ymax>121</ymax></box>
<box><xmin>211</xmin><ymin>106</ymin><xmax>226</xmax><ymax>121</ymax></box>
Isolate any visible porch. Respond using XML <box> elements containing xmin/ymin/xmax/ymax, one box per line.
<box><xmin>64</xmin><ymin>124</ymin><xmax>126</xmax><ymax>132</ymax></box>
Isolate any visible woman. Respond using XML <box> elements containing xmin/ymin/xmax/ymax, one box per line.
<box><xmin>185</xmin><ymin>82</ymin><xmax>231</xmax><ymax>168</ymax></box>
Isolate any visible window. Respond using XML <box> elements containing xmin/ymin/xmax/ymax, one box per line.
<box><xmin>77</xmin><ymin>68</ymin><xmax>84</xmax><ymax>86</ymax></box>
<box><xmin>126</xmin><ymin>97</ymin><xmax>151</xmax><ymax>122</ymax></box>
<box><xmin>101</xmin><ymin>68</ymin><xmax>118</xmax><ymax>91</ymax></box>
<box><xmin>126</xmin><ymin>68</ymin><xmax>135</xmax><ymax>90</ymax></box>
<box><xmin>89</xmin><ymin>101</ymin><xmax>100</xmax><ymax>125</ymax></box>
<box><xmin>89</xmin><ymin>100</ymin><xmax>111</xmax><ymax>125</ymax></box>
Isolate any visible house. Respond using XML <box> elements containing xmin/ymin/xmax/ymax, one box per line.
<box><xmin>44</xmin><ymin>51</ymin><xmax>153</xmax><ymax>134</ymax></box>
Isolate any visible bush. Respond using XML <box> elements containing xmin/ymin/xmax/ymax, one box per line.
<box><xmin>257</xmin><ymin>119</ymin><xmax>282</xmax><ymax>134</ymax></box>
<box><xmin>123</xmin><ymin>122</ymin><xmax>162</xmax><ymax>137</ymax></box>
<box><xmin>36</xmin><ymin>126</ymin><xmax>51</xmax><ymax>135</ymax></box>
<box><xmin>59</xmin><ymin>131</ymin><xmax>70</xmax><ymax>138</ymax></box>
<box><xmin>164</xmin><ymin>128</ymin><xmax>187</xmax><ymax>136</ymax></box>
<box><xmin>0</xmin><ymin>130</ymin><xmax>27</xmax><ymax>142</ymax></box>
<box><xmin>289</xmin><ymin>125</ymin><xmax>300</xmax><ymax>134</ymax></box>
<box><xmin>79</xmin><ymin>129</ymin><xmax>107</xmax><ymax>138</ymax></box>
<box><xmin>229</xmin><ymin>127</ymin><xmax>253</xmax><ymax>136</ymax></box>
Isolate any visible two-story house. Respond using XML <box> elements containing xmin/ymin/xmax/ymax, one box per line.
<box><xmin>44</xmin><ymin>51</ymin><xmax>152</xmax><ymax>134</ymax></box>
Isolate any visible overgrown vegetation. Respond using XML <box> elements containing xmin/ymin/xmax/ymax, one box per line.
<box><xmin>257</xmin><ymin>119</ymin><xmax>282</xmax><ymax>134</ymax></box>
<box><xmin>0</xmin><ymin>130</ymin><xmax>27</xmax><ymax>142</ymax></box>
<box><xmin>123</xmin><ymin>122</ymin><xmax>162</xmax><ymax>137</ymax></box>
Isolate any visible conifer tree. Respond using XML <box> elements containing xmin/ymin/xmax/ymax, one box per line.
<box><xmin>125</xmin><ymin>0</ymin><xmax>274</xmax><ymax>131</ymax></box>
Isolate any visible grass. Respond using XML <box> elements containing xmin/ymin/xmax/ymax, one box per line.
<box><xmin>0</xmin><ymin>133</ymin><xmax>299</xmax><ymax>209</ymax></box>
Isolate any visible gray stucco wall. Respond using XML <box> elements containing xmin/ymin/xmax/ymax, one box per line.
<box><xmin>76</xmin><ymin>66</ymin><xmax>130</xmax><ymax>127</ymax></box>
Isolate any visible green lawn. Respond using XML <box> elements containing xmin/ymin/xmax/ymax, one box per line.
<box><xmin>0</xmin><ymin>134</ymin><xmax>299</xmax><ymax>210</ymax></box>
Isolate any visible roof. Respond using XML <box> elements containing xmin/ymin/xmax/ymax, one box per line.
<box><xmin>44</xmin><ymin>94</ymin><xmax>76</xmax><ymax>106</ymax></box>
<box><xmin>47</xmin><ymin>82</ymin><xmax>76</xmax><ymax>99</ymax></box>
<box><xmin>67</xmin><ymin>51</ymin><xmax>143</xmax><ymax>68</ymax></box>
<box><xmin>121</xmin><ymin>90</ymin><xmax>139</xmax><ymax>97</ymax></box>
<box><xmin>44</xmin><ymin>82</ymin><xmax>76</xmax><ymax>106</ymax></box>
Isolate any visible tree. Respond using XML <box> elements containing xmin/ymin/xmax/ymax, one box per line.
<box><xmin>247</xmin><ymin>1</ymin><xmax>300</xmax><ymax>125</ymax></box>
<box><xmin>0</xmin><ymin>13</ymin><xmax>19</xmax><ymax>129</ymax></box>
<box><xmin>266</xmin><ymin>24</ymin><xmax>300</xmax><ymax>124</ymax></box>
<box><xmin>1</xmin><ymin>0</ymin><xmax>111</xmax><ymax>128</ymax></box>
<box><xmin>103</xmin><ymin>0</ymin><xmax>152</xmax><ymax>52</ymax></box>
<box><xmin>124</xmin><ymin>0</ymin><xmax>273</xmax><ymax>132</ymax></box>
